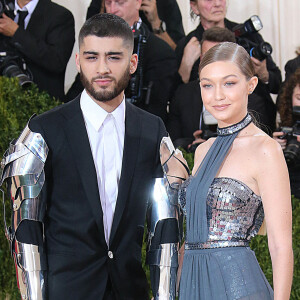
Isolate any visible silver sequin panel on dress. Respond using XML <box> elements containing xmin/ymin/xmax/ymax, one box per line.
<box><xmin>180</xmin><ymin>177</ymin><xmax>265</xmax><ymax>249</ymax></box>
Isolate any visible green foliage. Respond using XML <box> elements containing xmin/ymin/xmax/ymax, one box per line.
<box><xmin>0</xmin><ymin>77</ymin><xmax>60</xmax><ymax>300</ymax></box>
<box><xmin>250</xmin><ymin>195</ymin><xmax>300</xmax><ymax>299</ymax></box>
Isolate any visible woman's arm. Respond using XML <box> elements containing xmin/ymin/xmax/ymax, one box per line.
<box><xmin>256</xmin><ymin>138</ymin><xmax>293</xmax><ymax>300</ymax></box>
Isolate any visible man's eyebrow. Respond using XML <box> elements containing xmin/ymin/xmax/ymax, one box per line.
<box><xmin>83</xmin><ymin>51</ymin><xmax>98</xmax><ymax>55</ymax></box>
<box><xmin>106</xmin><ymin>51</ymin><xmax>123</xmax><ymax>56</ymax></box>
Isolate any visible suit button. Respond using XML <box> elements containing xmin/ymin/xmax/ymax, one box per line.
<box><xmin>108</xmin><ymin>251</ymin><xmax>113</xmax><ymax>259</ymax></box>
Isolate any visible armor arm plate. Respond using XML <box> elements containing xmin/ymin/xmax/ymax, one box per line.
<box><xmin>1</xmin><ymin>122</ymin><xmax>48</xmax><ymax>300</ymax></box>
<box><xmin>147</xmin><ymin>137</ymin><xmax>189</xmax><ymax>300</ymax></box>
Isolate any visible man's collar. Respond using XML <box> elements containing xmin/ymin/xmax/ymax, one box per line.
<box><xmin>80</xmin><ymin>90</ymin><xmax>126</xmax><ymax>132</ymax></box>
<box><xmin>15</xmin><ymin>0</ymin><xmax>39</xmax><ymax>14</ymax></box>
<box><xmin>131</xmin><ymin>17</ymin><xmax>142</xmax><ymax>30</ymax></box>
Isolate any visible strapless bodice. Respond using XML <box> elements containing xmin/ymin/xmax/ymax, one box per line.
<box><xmin>179</xmin><ymin>176</ymin><xmax>264</xmax><ymax>249</ymax></box>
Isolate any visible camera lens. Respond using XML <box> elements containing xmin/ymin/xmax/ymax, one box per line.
<box><xmin>284</xmin><ymin>139</ymin><xmax>300</xmax><ymax>167</ymax></box>
<box><xmin>251</xmin><ymin>42</ymin><xmax>272</xmax><ymax>61</ymax></box>
<box><xmin>2</xmin><ymin>63</ymin><xmax>33</xmax><ymax>88</ymax></box>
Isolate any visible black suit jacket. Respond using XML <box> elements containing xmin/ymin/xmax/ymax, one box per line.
<box><xmin>10</xmin><ymin>0</ymin><xmax>75</xmax><ymax>101</ymax></box>
<box><xmin>134</xmin><ymin>23</ymin><xmax>177</xmax><ymax>122</ymax></box>
<box><xmin>25</xmin><ymin>96</ymin><xmax>166</xmax><ymax>299</ymax></box>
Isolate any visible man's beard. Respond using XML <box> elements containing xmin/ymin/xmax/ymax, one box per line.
<box><xmin>80</xmin><ymin>64</ymin><xmax>131</xmax><ymax>102</ymax></box>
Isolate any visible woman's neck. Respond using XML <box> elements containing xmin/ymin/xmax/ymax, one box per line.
<box><xmin>201</xmin><ymin>19</ymin><xmax>225</xmax><ymax>31</ymax></box>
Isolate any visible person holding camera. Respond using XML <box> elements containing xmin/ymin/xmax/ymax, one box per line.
<box><xmin>284</xmin><ymin>46</ymin><xmax>300</xmax><ymax>82</ymax></box>
<box><xmin>0</xmin><ymin>0</ymin><xmax>75</xmax><ymax>101</ymax></box>
<box><xmin>273</xmin><ymin>67</ymin><xmax>300</xmax><ymax>199</ymax></box>
<box><xmin>86</xmin><ymin>0</ymin><xmax>185</xmax><ymax>50</ymax></box>
<box><xmin>175</xmin><ymin>0</ymin><xmax>281</xmax><ymax>133</ymax></box>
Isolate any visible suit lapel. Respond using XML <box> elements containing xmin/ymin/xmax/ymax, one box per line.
<box><xmin>26</xmin><ymin>0</ymin><xmax>45</xmax><ymax>32</ymax></box>
<box><xmin>109</xmin><ymin>102</ymin><xmax>142</xmax><ymax>247</ymax></box>
<box><xmin>61</xmin><ymin>97</ymin><xmax>107</xmax><ymax>248</ymax></box>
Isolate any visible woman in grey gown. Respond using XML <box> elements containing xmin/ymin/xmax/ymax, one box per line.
<box><xmin>177</xmin><ymin>42</ymin><xmax>293</xmax><ymax>300</ymax></box>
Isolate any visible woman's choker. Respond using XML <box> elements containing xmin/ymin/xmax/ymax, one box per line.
<box><xmin>217</xmin><ymin>113</ymin><xmax>252</xmax><ymax>136</ymax></box>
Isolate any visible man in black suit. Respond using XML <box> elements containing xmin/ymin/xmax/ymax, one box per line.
<box><xmin>67</xmin><ymin>0</ymin><xmax>177</xmax><ymax>123</ymax></box>
<box><xmin>2</xmin><ymin>13</ymin><xmax>168</xmax><ymax>299</ymax></box>
<box><xmin>0</xmin><ymin>0</ymin><xmax>75</xmax><ymax>101</ymax></box>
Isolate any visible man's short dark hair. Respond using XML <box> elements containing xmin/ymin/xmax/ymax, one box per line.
<box><xmin>200</xmin><ymin>27</ymin><xmax>236</xmax><ymax>46</ymax></box>
<box><xmin>79</xmin><ymin>13</ymin><xmax>134</xmax><ymax>52</ymax></box>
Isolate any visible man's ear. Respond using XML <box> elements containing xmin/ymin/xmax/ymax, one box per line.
<box><xmin>130</xmin><ymin>53</ymin><xmax>138</xmax><ymax>74</ymax></box>
<box><xmin>75</xmin><ymin>53</ymin><xmax>81</xmax><ymax>73</ymax></box>
<box><xmin>136</xmin><ymin>0</ymin><xmax>142</xmax><ymax>10</ymax></box>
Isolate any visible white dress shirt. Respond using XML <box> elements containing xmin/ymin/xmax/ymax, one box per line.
<box><xmin>80</xmin><ymin>90</ymin><xmax>125</xmax><ymax>244</ymax></box>
<box><xmin>14</xmin><ymin>0</ymin><xmax>39</xmax><ymax>29</ymax></box>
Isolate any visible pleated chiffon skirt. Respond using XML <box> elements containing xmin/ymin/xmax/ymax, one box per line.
<box><xmin>179</xmin><ymin>247</ymin><xmax>274</xmax><ymax>300</ymax></box>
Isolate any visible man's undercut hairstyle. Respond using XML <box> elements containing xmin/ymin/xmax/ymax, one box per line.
<box><xmin>200</xmin><ymin>27</ymin><xmax>236</xmax><ymax>46</ymax></box>
<box><xmin>79</xmin><ymin>13</ymin><xmax>134</xmax><ymax>53</ymax></box>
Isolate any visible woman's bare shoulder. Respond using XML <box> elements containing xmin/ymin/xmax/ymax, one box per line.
<box><xmin>244</xmin><ymin>132</ymin><xmax>285</xmax><ymax>171</ymax></box>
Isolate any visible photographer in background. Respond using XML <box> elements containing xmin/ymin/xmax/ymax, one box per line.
<box><xmin>175</xmin><ymin>0</ymin><xmax>281</xmax><ymax>133</ymax></box>
<box><xmin>273</xmin><ymin>68</ymin><xmax>300</xmax><ymax>198</ymax></box>
<box><xmin>284</xmin><ymin>47</ymin><xmax>300</xmax><ymax>82</ymax></box>
<box><xmin>86</xmin><ymin>0</ymin><xmax>185</xmax><ymax>50</ymax></box>
<box><xmin>0</xmin><ymin>0</ymin><xmax>75</xmax><ymax>101</ymax></box>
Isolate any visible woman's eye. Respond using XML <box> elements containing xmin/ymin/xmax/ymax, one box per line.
<box><xmin>201</xmin><ymin>84</ymin><xmax>212</xmax><ymax>88</ymax></box>
<box><xmin>225</xmin><ymin>82</ymin><xmax>235</xmax><ymax>86</ymax></box>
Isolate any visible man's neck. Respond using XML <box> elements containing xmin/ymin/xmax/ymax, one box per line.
<box><xmin>201</xmin><ymin>19</ymin><xmax>225</xmax><ymax>31</ymax></box>
<box><xmin>17</xmin><ymin>0</ymin><xmax>32</xmax><ymax>9</ymax></box>
<box><xmin>128</xmin><ymin>16</ymin><xmax>140</xmax><ymax>28</ymax></box>
<box><xmin>89</xmin><ymin>91</ymin><xmax>124</xmax><ymax>113</ymax></box>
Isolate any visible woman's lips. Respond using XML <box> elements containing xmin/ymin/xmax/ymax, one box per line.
<box><xmin>213</xmin><ymin>104</ymin><xmax>230</xmax><ymax>111</ymax></box>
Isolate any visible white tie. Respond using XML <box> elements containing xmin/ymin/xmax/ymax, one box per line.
<box><xmin>102</xmin><ymin>114</ymin><xmax>118</xmax><ymax>244</ymax></box>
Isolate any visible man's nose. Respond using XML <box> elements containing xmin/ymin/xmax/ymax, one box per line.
<box><xmin>97</xmin><ymin>59</ymin><xmax>110</xmax><ymax>75</ymax></box>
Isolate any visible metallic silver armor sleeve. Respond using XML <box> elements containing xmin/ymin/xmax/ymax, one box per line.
<box><xmin>1</xmin><ymin>122</ymin><xmax>48</xmax><ymax>300</ymax></box>
<box><xmin>147</xmin><ymin>137</ymin><xmax>189</xmax><ymax>299</ymax></box>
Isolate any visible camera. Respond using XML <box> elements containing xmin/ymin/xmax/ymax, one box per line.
<box><xmin>0</xmin><ymin>0</ymin><xmax>14</xmax><ymax>18</ymax></box>
<box><xmin>233</xmin><ymin>15</ymin><xmax>273</xmax><ymax>61</ymax></box>
<box><xmin>278</xmin><ymin>106</ymin><xmax>300</xmax><ymax>167</ymax></box>
<box><xmin>0</xmin><ymin>0</ymin><xmax>33</xmax><ymax>87</ymax></box>
<box><xmin>126</xmin><ymin>23</ymin><xmax>152</xmax><ymax>106</ymax></box>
